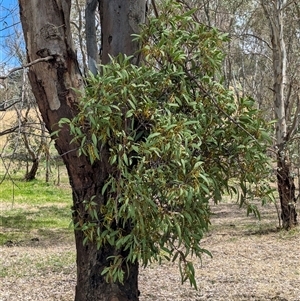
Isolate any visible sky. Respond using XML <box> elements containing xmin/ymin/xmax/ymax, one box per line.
<box><xmin>0</xmin><ymin>0</ymin><xmax>21</xmax><ymax>69</ymax></box>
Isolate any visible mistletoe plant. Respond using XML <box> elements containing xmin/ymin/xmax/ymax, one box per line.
<box><xmin>61</xmin><ymin>0</ymin><xmax>273</xmax><ymax>289</ymax></box>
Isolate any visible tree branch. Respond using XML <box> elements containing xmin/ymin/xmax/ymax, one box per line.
<box><xmin>0</xmin><ymin>125</ymin><xmax>19</xmax><ymax>137</ymax></box>
<box><xmin>286</xmin><ymin>94</ymin><xmax>300</xmax><ymax>141</ymax></box>
<box><xmin>0</xmin><ymin>100</ymin><xmax>22</xmax><ymax>111</ymax></box>
<box><xmin>151</xmin><ymin>0</ymin><xmax>159</xmax><ymax>18</ymax></box>
<box><xmin>0</xmin><ymin>56</ymin><xmax>54</xmax><ymax>80</ymax></box>
<box><xmin>234</xmin><ymin>33</ymin><xmax>272</xmax><ymax>50</ymax></box>
<box><xmin>282</xmin><ymin>0</ymin><xmax>295</xmax><ymax>10</ymax></box>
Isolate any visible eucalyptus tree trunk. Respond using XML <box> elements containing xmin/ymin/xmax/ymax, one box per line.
<box><xmin>86</xmin><ymin>0</ymin><xmax>99</xmax><ymax>75</ymax></box>
<box><xmin>18</xmin><ymin>0</ymin><xmax>146</xmax><ymax>300</ymax></box>
<box><xmin>261</xmin><ymin>0</ymin><xmax>297</xmax><ymax>229</ymax></box>
<box><xmin>99</xmin><ymin>0</ymin><xmax>145</xmax><ymax>65</ymax></box>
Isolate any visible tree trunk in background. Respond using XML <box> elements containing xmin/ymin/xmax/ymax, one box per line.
<box><xmin>100</xmin><ymin>0</ymin><xmax>146</xmax><ymax>65</ymax></box>
<box><xmin>277</xmin><ymin>152</ymin><xmax>297</xmax><ymax>228</ymax></box>
<box><xmin>261</xmin><ymin>0</ymin><xmax>297</xmax><ymax>229</ymax></box>
<box><xmin>74</xmin><ymin>0</ymin><xmax>89</xmax><ymax>76</ymax></box>
<box><xmin>18</xmin><ymin>0</ymin><xmax>146</xmax><ymax>300</ymax></box>
<box><xmin>24</xmin><ymin>158</ymin><xmax>39</xmax><ymax>181</ymax></box>
<box><xmin>23</xmin><ymin>132</ymin><xmax>40</xmax><ymax>181</ymax></box>
<box><xmin>86</xmin><ymin>0</ymin><xmax>99</xmax><ymax>75</ymax></box>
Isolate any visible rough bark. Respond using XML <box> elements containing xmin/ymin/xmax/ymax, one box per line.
<box><xmin>277</xmin><ymin>153</ymin><xmax>297</xmax><ymax>229</ymax></box>
<box><xmin>261</xmin><ymin>0</ymin><xmax>297</xmax><ymax>229</ymax></box>
<box><xmin>18</xmin><ymin>0</ymin><xmax>146</xmax><ymax>300</ymax></box>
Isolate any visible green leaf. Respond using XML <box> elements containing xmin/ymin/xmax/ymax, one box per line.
<box><xmin>128</xmin><ymin>97</ymin><xmax>136</xmax><ymax>110</ymax></box>
<box><xmin>59</xmin><ymin>117</ymin><xmax>71</xmax><ymax>124</ymax></box>
<box><xmin>147</xmin><ymin>132</ymin><xmax>161</xmax><ymax>140</ymax></box>
<box><xmin>63</xmin><ymin>0</ymin><xmax>274</xmax><ymax>288</ymax></box>
<box><xmin>92</xmin><ymin>133</ymin><xmax>97</xmax><ymax>146</ymax></box>
<box><xmin>102</xmin><ymin>178</ymin><xmax>112</xmax><ymax>195</ymax></box>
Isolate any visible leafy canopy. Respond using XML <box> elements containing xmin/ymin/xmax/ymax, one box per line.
<box><xmin>62</xmin><ymin>0</ymin><xmax>273</xmax><ymax>288</ymax></box>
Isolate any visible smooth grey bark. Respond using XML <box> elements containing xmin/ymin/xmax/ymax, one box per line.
<box><xmin>85</xmin><ymin>0</ymin><xmax>99</xmax><ymax>74</ymax></box>
<box><xmin>261</xmin><ymin>0</ymin><xmax>297</xmax><ymax>229</ymax></box>
<box><xmin>100</xmin><ymin>0</ymin><xmax>146</xmax><ymax>64</ymax></box>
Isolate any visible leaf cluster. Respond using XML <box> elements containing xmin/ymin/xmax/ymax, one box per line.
<box><xmin>62</xmin><ymin>0</ymin><xmax>274</xmax><ymax>288</ymax></box>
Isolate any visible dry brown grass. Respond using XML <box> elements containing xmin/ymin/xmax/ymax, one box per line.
<box><xmin>0</xmin><ymin>108</ymin><xmax>39</xmax><ymax>150</ymax></box>
<box><xmin>0</xmin><ymin>108</ymin><xmax>40</xmax><ymax>132</ymax></box>
<box><xmin>1</xmin><ymin>200</ymin><xmax>299</xmax><ymax>301</ymax></box>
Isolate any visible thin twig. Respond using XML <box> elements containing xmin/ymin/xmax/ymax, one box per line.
<box><xmin>0</xmin><ymin>125</ymin><xmax>20</xmax><ymax>137</ymax></box>
<box><xmin>0</xmin><ymin>100</ymin><xmax>22</xmax><ymax>111</ymax></box>
<box><xmin>0</xmin><ymin>56</ymin><xmax>54</xmax><ymax>80</ymax></box>
<box><xmin>151</xmin><ymin>0</ymin><xmax>159</xmax><ymax>18</ymax></box>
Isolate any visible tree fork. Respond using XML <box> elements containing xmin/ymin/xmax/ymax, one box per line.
<box><xmin>18</xmin><ymin>0</ymin><xmax>146</xmax><ymax>300</ymax></box>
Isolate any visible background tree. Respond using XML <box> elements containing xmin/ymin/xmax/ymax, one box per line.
<box><xmin>0</xmin><ymin>68</ymin><xmax>52</xmax><ymax>182</ymax></box>
<box><xmin>190</xmin><ymin>0</ymin><xmax>299</xmax><ymax>228</ymax></box>
<box><xmin>260</xmin><ymin>0</ymin><xmax>298</xmax><ymax>228</ymax></box>
<box><xmin>229</xmin><ymin>0</ymin><xmax>299</xmax><ymax>228</ymax></box>
<box><xmin>0</xmin><ymin>4</ymin><xmax>53</xmax><ymax>182</ymax></box>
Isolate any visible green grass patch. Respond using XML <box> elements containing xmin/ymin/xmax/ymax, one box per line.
<box><xmin>0</xmin><ymin>176</ymin><xmax>73</xmax><ymax>245</ymax></box>
<box><xmin>0</xmin><ymin>177</ymin><xmax>71</xmax><ymax>205</ymax></box>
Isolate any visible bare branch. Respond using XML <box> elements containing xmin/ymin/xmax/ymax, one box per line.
<box><xmin>70</xmin><ymin>21</ymin><xmax>80</xmax><ymax>31</ymax></box>
<box><xmin>282</xmin><ymin>0</ymin><xmax>295</xmax><ymax>10</ymax></box>
<box><xmin>0</xmin><ymin>100</ymin><xmax>21</xmax><ymax>111</ymax></box>
<box><xmin>0</xmin><ymin>56</ymin><xmax>54</xmax><ymax>80</ymax></box>
<box><xmin>0</xmin><ymin>125</ymin><xmax>19</xmax><ymax>137</ymax></box>
<box><xmin>287</xmin><ymin>94</ymin><xmax>300</xmax><ymax>141</ymax></box>
<box><xmin>234</xmin><ymin>33</ymin><xmax>272</xmax><ymax>50</ymax></box>
<box><xmin>151</xmin><ymin>0</ymin><xmax>159</xmax><ymax>18</ymax></box>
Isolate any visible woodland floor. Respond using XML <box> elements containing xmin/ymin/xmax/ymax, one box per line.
<box><xmin>0</xmin><ymin>200</ymin><xmax>299</xmax><ymax>301</ymax></box>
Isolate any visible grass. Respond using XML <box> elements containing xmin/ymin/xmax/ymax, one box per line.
<box><xmin>0</xmin><ymin>250</ymin><xmax>76</xmax><ymax>278</ymax></box>
<box><xmin>0</xmin><ymin>175</ymin><xmax>73</xmax><ymax>245</ymax></box>
<box><xmin>1</xmin><ymin>175</ymin><xmax>70</xmax><ymax>203</ymax></box>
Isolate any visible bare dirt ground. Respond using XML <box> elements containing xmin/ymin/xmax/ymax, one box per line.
<box><xmin>1</xmin><ymin>200</ymin><xmax>299</xmax><ymax>301</ymax></box>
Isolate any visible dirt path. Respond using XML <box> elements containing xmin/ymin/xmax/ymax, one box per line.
<box><xmin>1</xmin><ymin>201</ymin><xmax>299</xmax><ymax>301</ymax></box>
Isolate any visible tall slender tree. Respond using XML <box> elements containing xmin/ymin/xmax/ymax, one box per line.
<box><xmin>261</xmin><ymin>0</ymin><xmax>298</xmax><ymax>228</ymax></box>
